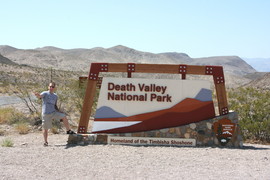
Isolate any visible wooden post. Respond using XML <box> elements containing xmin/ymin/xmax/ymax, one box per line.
<box><xmin>77</xmin><ymin>79</ymin><xmax>97</xmax><ymax>133</ymax></box>
<box><xmin>215</xmin><ymin>83</ymin><xmax>229</xmax><ymax>115</ymax></box>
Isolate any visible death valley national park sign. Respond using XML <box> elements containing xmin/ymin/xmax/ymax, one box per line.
<box><xmin>92</xmin><ymin>78</ymin><xmax>215</xmax><ymax>133</ymax></box>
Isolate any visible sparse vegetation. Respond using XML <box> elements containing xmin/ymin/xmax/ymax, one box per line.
<box><xmin>1</xmin><ymin>138</ymin><xmax>14</xmax><ymax>147</ymax></box>
<box><xmin>15</xmin><ymin>122</ymin><xmax>30</xmax><ymax>134</ymax></box>
<box><xmin>0</xmin><ymin>107</ymin><xmax>18</xmax><ymax>124</ymax></box>
<box><xmin>9</xmin><ymin>109</ymin><xmax>30</xmax><ymax>125</ymax></box>
<box><xmin>228</xmin><ymin>87</ymin><xmax>270</xmax><ymax>143</ymax></box>
<box><xmin>51</xmin><ymin>126</ymin><xmax>59</xmax><ymax>134</ymax></box>
<box><xmin>0</xmin><ymin>107</ymin><xmax>34</xmax><ymax>134</ymax></box>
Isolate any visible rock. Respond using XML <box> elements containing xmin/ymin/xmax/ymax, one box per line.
<box><xmin>160</xmin><ymin>128</ymin><xmax>169</xmax><ymax>133</ymax></box>
<box><xmin>184</xmin><ymin>133</ymin><xmax>190</xmax><ymax>138</ymax></box>
<box><xmin>214</xmin><ymin>137</ymin><xmax>219</xmax><ymax>145</ymax></box>
<box><xmin>206</xmin><ymin>122</ymin><xmax>212</xmax><ymax>130</ymax></box>
<box><xmin>169</xmin><ymin>128</ymin><xmax>175</xmax><ymax>134</ymax></box>
<box><xmin>175</xmin><ymin>128</ymin><xmax>181</xmax><ymax>136</ymax></box>
<box><xmin>190</xmin><ymin>123</ymin><xmax>196</xmax><ymax>129</ymax></box>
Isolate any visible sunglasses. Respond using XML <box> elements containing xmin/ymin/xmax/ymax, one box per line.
<box><xmin>49</xmin><ymin>86</ymin><xmax>55</xmax><ymax>88</ymax></box>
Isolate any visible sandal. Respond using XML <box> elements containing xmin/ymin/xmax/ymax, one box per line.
<box><xmin>44</xmin><ymin>142</ymin><xmax>48</xmax><ymax>146</ymax></box>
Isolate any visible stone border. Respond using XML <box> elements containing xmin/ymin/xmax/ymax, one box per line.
<box><xmin>68</xmin><ymin>112</ymin><xmax>243</xmax><ymax>148</ymax></box>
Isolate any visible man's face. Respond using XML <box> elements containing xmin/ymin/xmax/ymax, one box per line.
<box><xmin>48</xmin><ymin>83</ymin><xmax>56</xmax><ymax>92</ymax></box>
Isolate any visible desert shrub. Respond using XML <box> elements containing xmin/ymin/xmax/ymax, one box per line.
<box><xmin>15</xmin><ymin>122</ymin><xmax>30</xmax><ymax>134</ymax></box>
<box><xmin>1</xmin><ymin>138</ymin><xmax>14</xmax><ymax>147</ymax></box>
<box><xmin>228</xmin><ymin>87</ymin><xmax>270</xmax><ymax>142</ymax></box>
<box><xmin>51</xmin><ymin>126</ymin><xmax>59</xmax><ymax>134</ymax></box>
<box><xmin>0</xmin><ymin>82</ymin><xmax>11</xmax><ymax>93</ymax></box>
<box><xmin>9</xmin><ymin>110</ymin><xmax>29</xmax><ymax>125</ymax></box>
<box><xmin>11</xmin><ymin>81</ymin><xmax>41</xmax><ymax>114</ymax></box>
<box><xmin>0</xmin><ymin>107</ymin><xmax>33</xmax><ymax>126</ymax></box>
<box><xmin>0</xmin><ymin>107</ymin><xmax>23</xmax><ymax>124</ymax></box>
<box><xmin>0</xmin><ymin>107</ymin><xmax>17</xmax><ymax>124</ymax></box>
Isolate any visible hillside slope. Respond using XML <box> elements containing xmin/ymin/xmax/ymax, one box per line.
<box><xmin>243</xmin><ymin>72</ymin><xmax>270</xmax><ymax>89</ymax></box>
<box><xmin>0</xmin><ymin>53</ymin><xmax>16</xmax><ymax>65</ymax></box>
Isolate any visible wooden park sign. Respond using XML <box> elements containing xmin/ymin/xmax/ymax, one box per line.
<box><xmin>77</xmin><ymin>63</ymin><xmax>229</xmax><ymax>134</ymax></box>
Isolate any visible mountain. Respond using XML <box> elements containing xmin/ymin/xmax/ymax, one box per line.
<box><xmin>242</xmin><ymin>58</ymin><xmax>270</xmax><ymax>72</ymax></box>
<box><xmin>0</xmin><ymin>53</ymin><xmax>16</xmax><ymax>65</ymax></box>
<box><xmin>243</xmin><ymin>72</ymin><xmax>270</xmax><ymax>89</ymax></box>
<box><xmin>0</xmin><ymin>45</ymin><xmax>256</xmax><ymax>76</ymax></box>
<box><xmin>193</xmin><ymin>56</ymin><xmax>256</xmax><ymax>75</ymax></box>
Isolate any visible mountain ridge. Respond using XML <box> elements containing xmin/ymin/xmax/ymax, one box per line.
<box><xmin>0</xmin><ymin>45</ymin><xmax>256</xmax><ymax>76</ymax></box>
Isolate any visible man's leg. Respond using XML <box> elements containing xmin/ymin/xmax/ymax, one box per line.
<box><xmin>61</xmin><ymin>116</ymin><xmax>70</xmax><ymax>130</ymax></box>
<box><xmin>54</xmin><ymin>111</ymin><xmax>75</xmax><ymax>134</ymax></box>
<box><xmin>43</xmin><ymin>129</ymin><xmax>48</xmax><ymax>145</ymax></box>
<box><xmin>42</xmin><ymin>114</ymin><xmax>51</xmax><ymax>146</ymax></box>
<box><xmin>61</xmin><ymin>116</ymin><xmax>75</xmax><ymax>134</ymax></box>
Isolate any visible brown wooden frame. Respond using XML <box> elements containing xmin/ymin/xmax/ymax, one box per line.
<box><xmin>77</xmin><ymin>63</ymin><xmax>228</xmax><ymax>133</ymax></box>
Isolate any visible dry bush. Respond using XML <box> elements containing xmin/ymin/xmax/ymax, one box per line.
<box><xmin>0</xmin><ymin>107</ymin><xmax>16</xmax><ymax>124</ymax></box>
<box><xmin>15</xmin><ymin>122</ymin><xmax>30</xmax><ymax>134</ymax></box>
<box><xmin>51</xmin><ymin>126</ymin><xmax>59</xmax><ymax>134</ymax></box>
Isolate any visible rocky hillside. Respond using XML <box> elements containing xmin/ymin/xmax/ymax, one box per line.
<box><xmin>0</xmin><ymin>53</ymin><xmax>16</xmax><ymax>65</ymax></box>
<box><xmin>193</xmin><ymin>56</ymin><xmax>256</xmax><ymax>75</ymax></box>
<box><xmin>0</xmin><ymin>45</ymin><xmax>256</xmax><ymax>76</ymax></box>
<box><xmin>243</xmin><ymin>72</ymin><xmax>270</xmax><ymax>89</ymax></box>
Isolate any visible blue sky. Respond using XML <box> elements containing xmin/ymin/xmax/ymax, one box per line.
<box><xmin>1</xmin><ymin>0</ymin><xmax>270</xmax><ymax>58</ymax></box>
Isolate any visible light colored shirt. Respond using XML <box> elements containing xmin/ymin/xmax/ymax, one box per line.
<box><xmin>40</xmin><ymin>91</ymin><xmax>58</xmax><ymax>114</ymax></box>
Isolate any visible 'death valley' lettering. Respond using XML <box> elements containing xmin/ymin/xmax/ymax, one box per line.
<box><xmin>108</xmin><ymin>82</ymin><xmax>167</xmax><ymax>94</ymax></box>
<box><xmin>107</xmin><ymin>82</ymin><xmax>172</xmax><ymax>102</ymax></box>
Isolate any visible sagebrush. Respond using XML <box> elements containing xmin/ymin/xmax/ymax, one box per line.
<box><xmin>228</xmin><ymin>87</ymin><xmax>270</xmax><ymax>142</ymax></box>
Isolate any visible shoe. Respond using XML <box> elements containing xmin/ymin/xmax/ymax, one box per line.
<box><xmin>44</xmin><ymin>142</ymin><xmax>48</xmax><ymax>146</ymax></box>
<box><xmin>67</xmin><ymin>130</ymin><xmax>76</xmax><ymax>134</ymax></box>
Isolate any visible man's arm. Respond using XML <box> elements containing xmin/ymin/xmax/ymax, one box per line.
<box><xmin>34</xmin><ymin>92</ymin><xmax>42</xmax><ymax>99</ymax></box>
<box><xmin>55</xmin><ymin>104</ymin><xmax>59</xmax><ymax>111</ymax></box>
<box><xmin>55</xmin><ymin>100</ymin><xmax>60</xmax><ymax>111</ymax></box>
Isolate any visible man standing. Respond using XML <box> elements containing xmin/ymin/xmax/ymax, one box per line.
<box><xmin>34</xmin><ymin>82</ymin><xmax>75</xmax><ymax>146</ymax></box>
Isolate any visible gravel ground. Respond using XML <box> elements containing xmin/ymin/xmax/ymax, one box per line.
<box><xmin>0</xmin><ymin>133</ymin><xmax>269</xmax><ymax>180</ymax></box>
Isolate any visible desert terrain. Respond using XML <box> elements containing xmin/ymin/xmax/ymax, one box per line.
<box><xmin>0</xmin><ymin>132</ymin><xmax>269</xmax><ymax>180</ymax></box>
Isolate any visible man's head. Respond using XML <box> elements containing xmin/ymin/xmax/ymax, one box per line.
<box><xmin>48</xmin><ymin>82</ymin><xmax>56</xmax><ymax>93</ymax></box>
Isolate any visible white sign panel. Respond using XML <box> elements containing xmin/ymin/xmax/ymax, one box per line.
<box><xmin>95</xmin><ymin>78</ymin><xmax>211</xmax><ymax>117</ymax></box>
<box><xmin>93</xmin><ymin>77</ymin><xmax>214</xmax><ymax>133</ymax></box>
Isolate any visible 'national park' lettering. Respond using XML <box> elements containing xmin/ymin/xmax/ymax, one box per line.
<box><xmin>107</xmin><ymin>82</ymin><xmax>172</xmax><ymax>102</ymax></box>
